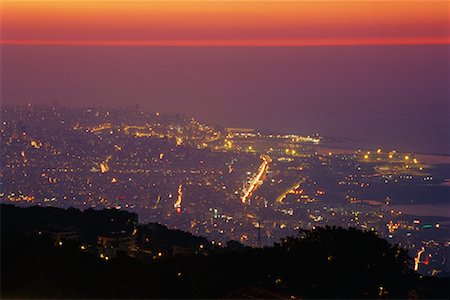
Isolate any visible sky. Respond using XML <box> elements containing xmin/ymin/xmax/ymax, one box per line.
<box><xmin>1</xmin><ymin>0</ymin><xmax>449</xmax><ymax>46</ymax></box>
<box><xmin>1</xmin><ymin>1</ymin><xmax>449</xmax><ymax>154</ymax></box>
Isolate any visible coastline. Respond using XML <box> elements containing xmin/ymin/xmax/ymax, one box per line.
<box><xmin>315</xmin><ymin>146</ymin><xmax>450</xmax><ymax>165</ymax></box>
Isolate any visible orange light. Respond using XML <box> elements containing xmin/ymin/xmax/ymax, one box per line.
<box><xmin>2</xmin><ymin>1</ymin><xmax>448</xmax><ymax>47</ymax></box>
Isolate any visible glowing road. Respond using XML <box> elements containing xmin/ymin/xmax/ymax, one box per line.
<box><xmin>276</xmin><ymin>179</ymin><xmax>305</xmax><ymax>204</ymax></box>
<box><xmin>414</xmin><ymin>247</ymin><xmax>425</xmax><ymax>271</ymax></box>
<box><xmin>174</xmin><ymin>184</ymin><xmax>183</xmax><ymax>213</ymax></box>
<box><xmin>241</xmin><ymin>154</ymin><xmax>272</xmax><ymax>204</ymax></box>
<box><xmin>99</xmin><ymin>155</ymin><xmax>112</xmax><ymax>173</ymax></box>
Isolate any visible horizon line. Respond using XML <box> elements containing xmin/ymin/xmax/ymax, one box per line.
<box><xmin>1</xmin><ymin>38</ymin><xmax>449</xmax><ymax>47</ymax></box>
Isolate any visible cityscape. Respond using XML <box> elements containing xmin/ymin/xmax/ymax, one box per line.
<box><xmin>2</xmin><ymin>104</ymin><xmax>449</xmax><ymax>278</ymax></box>
<box><xmin>1</xmin><ymin>0</ymin><xmax>449</xmax><ymax>298</ymax></box>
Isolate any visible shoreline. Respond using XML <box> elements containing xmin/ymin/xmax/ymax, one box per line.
<box><xmin>315</xmin><ymin>146</ymin><xmax>450</xmax><ymax>165</ymax></box>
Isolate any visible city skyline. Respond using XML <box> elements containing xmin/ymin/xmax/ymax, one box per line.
<box><xmin>2</xmin><ymin>1</ymin><xmax>449</xmax><ymax>155</ymax></box>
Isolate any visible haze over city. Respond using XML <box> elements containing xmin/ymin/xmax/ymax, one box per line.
<box><xmin>1</xmin><ymin>1</ymin><xmax>449</xmax><ymax>299</ymax></box>
<box><xmin>2</xmin><ymin>0</ymin><xmax>449</xmax><ymax>154</ymax></box>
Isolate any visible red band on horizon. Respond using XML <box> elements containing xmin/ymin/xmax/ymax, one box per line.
<box><xmin>1</xmin><ymin>37</ymin><xmax>449</xmax><ymax>47</ymax></box>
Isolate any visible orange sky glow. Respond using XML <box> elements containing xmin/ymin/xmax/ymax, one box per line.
<box><xmin>1</xmin><ymin>1</ymin><xmax>449</xmax><ymax>46</ymax></box>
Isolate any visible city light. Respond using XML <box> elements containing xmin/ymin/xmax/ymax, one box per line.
<box><xmin>174</xmin><ymin>184</ymin><xmax>183</xmax><ymax>213</ymax></box>
<box><xmin>241</xmin><ymin>155</ymin><xmax>271</xmax><ymax>204</ymax></box>
<box><xmin>2</xmin><ymin>0</ymin><xmax>450</xmax><ymax>294</ymax></box>
<box><xmin>414</xmin><ymin>247</ymin><xmax>425</xmax><ymax>271</ymax></box>
<box><xmin>1</xmin><ymin>105</ymin><xmax>448</xmax><ymax>283</ymax></box>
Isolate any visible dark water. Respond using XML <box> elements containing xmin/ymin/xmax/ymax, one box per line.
<box><xmin>3</xmin><ymin>45</ymin><xmax>449</xmax><ymax>154</ymax></box>
<box><xmin>223</xmin><ymin>109</ymin><xmax>450</xmax><ymax>155</ymax></box>
<box><xmin>391</xmin><ymin>204</ymin><xmax>450</xmax><ymax>218</ymax></box>
<box><xmin>259</xmin><ymin>112</ymin><xmax>449</xmax><ymax>155</ymax></box>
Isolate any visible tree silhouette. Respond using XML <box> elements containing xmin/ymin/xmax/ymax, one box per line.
<box><xmin>275</xmin><ymin>226</ymin><xmax>412</xmax><ymax>298</ymax></box>
<box><xmin>2</xmin><ymin>205</ymin><xmax>448</xmax><ymax>299</ymax></box>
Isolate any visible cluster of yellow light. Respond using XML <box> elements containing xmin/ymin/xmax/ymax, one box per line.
<box><xmin>174</xmin><ymin>184</ymin><xmax>183</xmax><ymax>212</ymax></box>
<box><xmin>241</xmin><ymin>154</ymin><xmax>271</xmax><ymax>204</ymax></box>
<box><xmin>224</xmin><ymin>140</ymin><xmax>233</xmax><ymax>148</ymax></box>
<box><xmin>100</xmin><ymin>155</ymin><xmax>112</xmax><ymax>173</ymax></box>
<box><xmin>153</xmin><ymin>195</ymin><xmax>161</xmax><ymax>209</ymax></box>
<box><xmin>276</xmin><ymin>180</ymin><xmax>304</xmax><ymax>204</ymax></box>
<box><xmin>387</xmin><ymin>221</ymin><xmax>400</xmax><ymax>234</ymax></box>
<box><xmin>30</xmin><ymin>140</ymin><xmax>42</xmax><ymax>148</ymax></box>
<box><xmin>99</xmin><ymin>163</ymin><xmax>108</xmax><ymax>173</ymax></box>
<box><xmin>135</xmin><ymin>132</ymin><xmax>151</xmax><ymax>137</ymax></box>
<box><xmin>284</xmin><ymin>149</ymin><xmax>297</xmax><ymax>155</ymax></box>
<box><xmin>414</xmin><ymin>247</ymin><xmax>425</xmax><ymax>271</ymax></box>
<box><xmin>378</xmin><ymin>286</ymin><xmax>386</xmax><ymax>297</ymax></box>
<box><xmin>316</xmin><ymin>189</ymin><xmax>325</xmax><ymax>196</ymax></box>
<box><xmin>3</xmin><ymin>193</ymin><xmax>35</xmax><ymax>203</ymax></box>
<box><xmin>361</xmin><ymin>150</ymin><xmax>420</xmax><ymax>164</ymax></box>
<box><xmin>123</xmin><ymin>125</ymin><xmax>147</xmax><ymax>132</ymax></box>
<box><xmin>89</xmin><ymin>123</ymin><xmax>111</xmax><ymax>133</ymax></box>
<box><xmin>290</xmin><ymin>135</ymin><xmax>320</xmax><ymax>144</ymax></box>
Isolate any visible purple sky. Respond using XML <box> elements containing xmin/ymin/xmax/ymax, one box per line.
<box><xmin>1</xmin><ymin>45</ymin><xmax>449</xmax><ymax>154</ymax></box>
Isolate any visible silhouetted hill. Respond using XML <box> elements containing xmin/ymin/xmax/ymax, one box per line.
<box><xmin>1</xmin><ymin>204</ymin><xmax>448</xmax><ymax>299</ymax></box>
<box><xmin>1</xmin><ymin>204</ymin><xmax>137</xmax><ymax>243</ymax></box>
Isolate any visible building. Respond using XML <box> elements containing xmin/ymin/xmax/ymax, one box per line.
<box><xmin>97</xmin><ymin>230</ymin><xmax>137</xmax><ymax>258</ymax></box>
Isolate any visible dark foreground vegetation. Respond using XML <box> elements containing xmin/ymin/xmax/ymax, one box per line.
<box><xmin>1</xmin><ymin>205</ymin><xmax>448</xmax><ymax>299</ymax></box>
